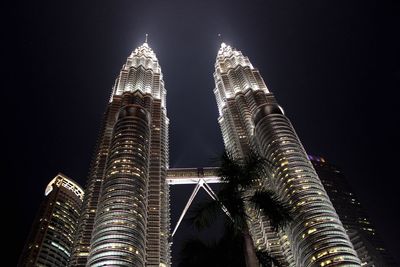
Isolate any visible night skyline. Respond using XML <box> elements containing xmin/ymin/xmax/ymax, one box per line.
<box><xmin>14</xmin><ymin>0</ymin><xmax>399</xmax><ymax>265</ymax></box>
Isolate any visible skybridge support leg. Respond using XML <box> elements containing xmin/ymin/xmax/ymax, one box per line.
<box><xmin>171</xmin><ymin>178</ymin><xmax>232</xmax><ymax>237</ymax></box>
<box><xmin>172</xmin><ymin>181</ymin><xmax>201</xmax><ymax>237</ymax></box>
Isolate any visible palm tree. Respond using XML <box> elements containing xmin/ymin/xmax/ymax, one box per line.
<box><xmin>188</xmin><ymin>151</ymin><xmax>292</xmax><ymax>267</ymax></box>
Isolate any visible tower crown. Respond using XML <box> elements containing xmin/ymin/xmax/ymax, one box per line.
<box><xmin>215</xmin><ymin>42</ymin><xmax>254</xmax><ymax>73</ymax></box>
<box><xmin>213</xmin><ymin>43</ymin><xmax>269</xmax><ymax>115</ymax></box>
<box><xmin>131</xmin><ymin>42</ymin><xmax>157</xmax><ymax>62</ymax></box>
<box><xmin>45</xmin><ymin>173</ymin><xmax>84</xmax><ymax>200</ymax></box>
<box><xmin>110</xmin><ymin>40</ymin><xmax>166</xmax><ymax>106</ymax></box>
<box><xmin>126</xmin><ymin>41</ymin><xmax>160</xmax><ymax>73</ymax></box>
<box><xmin>217</xmin><ymin>42</ymin><xmax>238</xmax><ymax>59</ymax></box>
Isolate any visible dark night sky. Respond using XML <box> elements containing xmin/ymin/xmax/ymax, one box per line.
<box><xmin>12</xmin><ymin>0</ymin><xmax>399</xmax><ymax>265</ymax></box>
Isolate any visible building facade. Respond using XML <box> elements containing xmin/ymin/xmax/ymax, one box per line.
<box><xmin>18</xmin><ymin>173</ymin><xmax>84</xmax><ymax>267</ymax></box>
<box><xmin>213</xmin><ymin>43</ymin><xmax>361</xmax><ymax>266</ymax></box>
<box><xmin>309</xmin><ymin>155</ymin><xmax>397</xmax><ymax>266</ymax></box>
<box><xmin>69</xmin><ymin>41</ymin><xmax>170</xmax><ymax>267</ymax></box>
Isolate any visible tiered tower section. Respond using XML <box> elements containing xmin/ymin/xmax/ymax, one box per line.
<box><xmin>69</xmin><ymin>41</ymin><xmax>170</xmax><ymax>267</ymax></box>
<box><xmin>213</xmin><ymin>43</ymin><xmax>361</xmax><ymax>267</ymax></box>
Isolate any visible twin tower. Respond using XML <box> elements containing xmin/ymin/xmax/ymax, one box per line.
<box><xmin>68</xmin><ymin>41</ymin><xmax>362</xmax><ymax>267</ymax></box>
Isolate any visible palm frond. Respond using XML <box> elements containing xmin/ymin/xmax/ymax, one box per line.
<box><xmin>216</xmin><ymin>187</ymin><xmax>250</xmax><ymax>231</ymax></box>
<box><xmin>187</xmin><ymin>199</ymin><xmax>222</xmax><ymax>230</ymax></box>
<box><xmin>216</xmin><ymin>151</ymin><xmax>243</xmax><ymax>185</ymax></box>
<box><xmin>250</xmin><ymin>190</ymin><xmax>293</xmax><ymax>231</ymax></box>
<box><xmin>241</xmin><ymin>153</ymin><xmax>269</xmax><ymax>187</ymax></box>
<box><xmin>217</xmin><ymin>151</ymin><xmax>273</xmax><ymax>190</ymax></box>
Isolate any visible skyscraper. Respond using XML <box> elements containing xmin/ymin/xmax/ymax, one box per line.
<box><xmin>69</xmin><ymin>40</ymin><xmax>170</xmax><ymax>267</ymax></box>
<box><xmin>213</xmin><ymin>43</ymin><xmax>361</xmax><ymax>266</ymax></box>
<box><xmin>18</xmin><ymin>173</ymin><xmax>84</xmax><ymax>267</ymax></box>
<box><xmin>309</xmin><ymin>155</ymin><xmax>397</xmax><ymax>266</ymax></box>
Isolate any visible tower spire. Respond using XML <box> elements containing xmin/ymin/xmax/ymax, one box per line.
<box><xmin>145</xmin><ymin>33</ymin><xmax>148</xmax><ymax>43</ymax></box>
<box><xmin>218</xmin><ymin>33</ymin><xmax>224</xmax><ymax>46</ymax></box>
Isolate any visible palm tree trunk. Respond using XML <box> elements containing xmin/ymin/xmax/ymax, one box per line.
<box><xmin>242</xmin><ymin>225</ymin><xmax>259</xmax><ymax>267</ymax></box>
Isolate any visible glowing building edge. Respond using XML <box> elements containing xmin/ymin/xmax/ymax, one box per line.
<box><xmin>45</xmin><ymin>173</ymin><xmax>84</xmax><ymax>200</ymax></box>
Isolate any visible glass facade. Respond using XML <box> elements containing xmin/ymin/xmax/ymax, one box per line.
<box><xmin>213</xmin><ymin>43</ymin><xmax>361</xmax><ymax>266</ymax></box>
<box><xmin>87</xmin><ymin>105</ymin><xmax>150</xmax><ymax>266</ymax></box>
<box><xmin>18</xmin><ymin>173</ymin><xmax>84</xmax><ymax>267</ymax></box>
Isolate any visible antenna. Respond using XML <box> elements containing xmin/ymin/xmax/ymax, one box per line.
<box><xmin>145</xmin><ymin>33</ymin><xmax>148</xmax><ymax>43</ymax></box>
<box><xmin>218</xmin><ymin>33</ymin><xmax>226</xmax><ymax>48</ymax></box>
